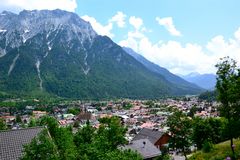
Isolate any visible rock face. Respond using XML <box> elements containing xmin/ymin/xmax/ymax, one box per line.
<box><xmin>0</xmin><ymin>10</ymin><xmax>203</xmax><ymax>99</ymax></box>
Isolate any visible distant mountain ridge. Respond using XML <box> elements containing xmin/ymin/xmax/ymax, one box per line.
<box><xmin>123</xmin><ymin>47</ymin><xmax>204</xmax><ymax>92</ymax></box>
<box><xmin>180</xmin><ymin>72</ymin><xmax>216</xmax><ymax>90</ymax></box>
<box><xmin>0</xmin><ymin>9</ymin><xmax>203</xmax><ymax>99</ymax></box>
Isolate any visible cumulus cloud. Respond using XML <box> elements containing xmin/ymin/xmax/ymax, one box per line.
<box><xmin>119</xmin><ymin>24</ymin><xmax>240</xmax><ymax>74</ymax></box>
<box><xmin>207</xmin><ymin>32</ymin><xmax>240</xmax><ymax>62</ymax></box>
<box><xmin>156</xmin><ymin>17</ymin><xmax>182</xmax><ymax>36</ymax></box>
<box><xmin>121</xmin><ymin>35</ymin><xmax>215</xmax><ymax>74</ymax></box>
<box><xmin>109</xmin><ymin>11</ymin><xmax>126</xmax><ymax>28</ymax></box>
<box><xmin>129</xmin><ymin>16</ymin><xmax>143</xmax><ymax>30</ymax></box>
<box><xmin>81</xmin><ymin>12</ymin><xmax>128</xmax><ymax>38</ymax></box>
<box><xmin>81</xmin><ymin>15</ymin><xmax>114</xmax><ymax>38</ymax></box>
<box><xmin>0</xmin><ymin>0</ymin><xmax>77</xmax><ymax>13</ymax></box>
<box><xmin>234</xmin><ymin>27</ymin><xmax>240</xmax><ymax>40</ymax></box>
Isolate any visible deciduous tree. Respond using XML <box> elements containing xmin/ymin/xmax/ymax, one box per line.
<box><xmin>215</xmin><ymin>57</ymin><xmax>240</xmax><ymax>156</ymax></box>
<box><xmin>167</xmin><ymin>111</ymin><xmax>192</xmax><ymax>159</ymax></box>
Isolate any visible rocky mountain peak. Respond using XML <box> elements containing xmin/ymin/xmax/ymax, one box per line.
<box><xmin>0</xmin><ymin>9</ymin><xmax>97</xmax><ymax>52</ymax></box>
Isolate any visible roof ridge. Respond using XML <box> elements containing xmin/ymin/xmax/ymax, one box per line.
<box><xmin>0</xmin><ymin>126</ymin><xmax>45</xmax><ymax>133</ymax></box>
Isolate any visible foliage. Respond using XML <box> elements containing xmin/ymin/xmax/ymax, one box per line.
<box><xmin>166</xmin><ymin>110</ymin><xmax>193</xmax><ymax>159</ymax></box>
<box><xmin>145</xmin><ymin>100</ymin><xmax>155</xmax><ymax>107</ymax></box>
<box><xmin>122</xmin><ymin>102</ymin><xmax>133</xmax><ymax>110</ymax></box>
<box><xmin>16</xmin><ymin>114</ymin><xmax>22</xmax><ymax>123</ymax></box>
<box><xmin>21</xmin><ymin>129</ymin><xmax>59</xmax><ymax>160</ymax></box>
<box><xmin>155</xmin><ymin>154</ymin><xmax>172</xmax><ymax>160</ymax></box>
<box><xmin>74</xmin><ymin>121</ymin><xmax>95</xmax><ymax>147</ymax></box>
<box><xmin>28</xmin><ymin>118</ymin><xmax>37</xmax><ymax>127</ymax></box>
<box><xmin>192</xmin><ymin>117</ymin><xmax>227</xmax><ymax>149</ymax></box>
<box><xmin>0</xmin><ymin>118</ymin><xmax>7</xmax><ymax>130</ymax></box>
<box><xmin>0</xmin><ymin>25</ymin><xmax>202</xmax><ymax>100</ymax></box>
<box><xmin>104</xmin><ymin>149</ymin><xmax>142</xmax><ymax>160</ymax></box>
<box><xmin>215</xmin><ymin>57</ymin><xmax>240</xmax><ymax>155</ymax></box>
<box><xmin>38</xmin><ymin>116</ymin><xmax>59</xmax><ymax>138</ymax></box>
<box><xmin>54</xmin><ymin>127</ymin><xmax>77</xmax><ymax>160</ymax></box>
<box><xmin>189</xmin><ymin>139</ymin><xmax>240</xmax><ymax>160</ymax></box>
<box><xmin>188</xmin><ymin>105</ymin><xmax>198</xmax><ymax>118</ymax></box>
<box><xmin>21</xmin><ymin>116</ymin><xmax>141</xmax><ymax>160</ymax></box>
<box><xmin>198</xmin><ymin>90</ymin><xmax>217</xmax><ymax>102</ymax></box>
<box><xmin>202</xmin><ymin>140</ymin><xmax>213</xmax><ymax>153</ymax></box>
<box><xmin>96</xmin><ymin>117</ymin><xmax>128</xmax><ymax>150</ymax></box>
<box><xmin>67</xmin><ymin>107</ymin><xmax>80</xmax><ymax>115</ymax></box>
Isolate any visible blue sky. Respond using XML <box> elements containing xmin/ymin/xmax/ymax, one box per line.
<box><xmin>1</xmin><ymin>0</ymin><xmax>240</xmax><ymax>74</ymax></box>
<box><xmin>76</xmin><ymin>0</ymin><xmax>240</xmax><ymax>45</ymax></box>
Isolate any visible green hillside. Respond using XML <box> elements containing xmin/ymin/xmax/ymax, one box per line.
<box><xmin>189</xmin><ymin>139</ymin><xmax>240</xmax><ymax>160</ymax></box>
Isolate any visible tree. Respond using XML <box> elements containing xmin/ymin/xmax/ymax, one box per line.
<box><xmin>21</xmin><ymin>129</ymin><xmax>59</xmax><ymax>160</ymax></box>
<box><xmin>39</xmin><ymin>116</ymin><xmax>59</xmax><ymax>138</ymax></box>
<box><xmin>16</xmin><ymin>114</ymin><xmax>22</xmax><ymax>123</ymax></box>
<box><xmin>74</xmin><ymin>121</ymin><xmax>96</xmax><ymax>159</ymax></box>
<box><xmin>207</xmin><ymin>117</ymin><xmax>227</xmax><ymax>143</ymax></box>
<box><xmin>96</xmin><ymin>117</ymin><xmax>127</xmax><ymax>151</ymax></box>
<box><xmin>28</xmin><ymin>118</ymin><xmax>37</xmax><ymax>127</ymax></box>
<box><xmin>67</xmin><ymin>107</ymin><xmax>80</xmax><ymax>115</ymax></box>
<box><xmin>74</xmin><ymin>121</ymin><xmax>95</xmax><ymax>147</ymax></box>
<box><xmin>122</xmin><ymin>102</ymin><xmax>133</xmax><ymax>110</ymax></box>
<box><xmin>188</xmin><ymin>105</ymin><xmax>198</xmax><ymax>118</ymax></box>
<box><xmin>166</xmin><ymin>111</ymin><xmax>192</xmax><ymax>159</ymax></box>
<box><xmin>54</xmin><ymin>127</ymin><xmax>77</xmax><ymax>160</ymax></box>
<box><xmin>21</xmin><ymin>116</ymin><xmax>141</xmax><ymax>160</ymax></box>
<box><xmin>215</xmin><ymin>57</ymin><xmax>240</xmax><ymax>156</ymax></box>
<box><xmin>192</xmin><ymin>117</ymin><xmax>212</xmax><ymax>149</ymax></box>
<box><xmin>0</xmin><ymin>118</ymin><xmax>7</xmax><ymax>130</ymax></box>
<box><xmin>104</xmin><ymin>149</ymin><xmax>143</xmax><ymax>160</ymax></box>
<box><xmin>192</xmin><ymin>117</ymin><xmax>226</xmax><ymax>149</ymax></box>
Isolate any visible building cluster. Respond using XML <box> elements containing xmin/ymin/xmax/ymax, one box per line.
<box><xmin>0</xmin><ymin>97</ymin><xmax>219</xmax><ymax>159</ymax></box>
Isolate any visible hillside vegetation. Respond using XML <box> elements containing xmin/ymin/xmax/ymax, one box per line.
<box><xmin>189</xmin><ymin>139</ymin><xmax>240</xmax><ymax>160</ymax></box>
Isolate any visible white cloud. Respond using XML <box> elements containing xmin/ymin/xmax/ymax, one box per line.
<box><xmin>109</xmin><ymin>11</ymin><xmax>126</xmax><ymax>28</ymax></box>
<box><xmin>119</xmin><ymin>23</ymin><xmax>240</xmax><ymax>74</ymax></box>
<box><xmin>156</xmin><ymin>17</ymin><xmax>182</xmax><ymax>36</ymax></box>
<box><xmin>140</xmin><ymin>39</ymin><xmax>216</xmax><ymax>74</ymax></box>
<box><xmin>234</xmin><ymin>27</ymin><xmax>240</xmax><ymax>40</ymax></box>
<box><xmin>0</xmin><ymin>0</ymin><xmax>77</xmax><ymax>13</ymax></box>
<box><xmin>129</xmin><ymin>16</ymin><xmax>143</xmax><ymax>30</ymax></box>
<box><xmin>81</xmin><ymin>12</ymin><xmax>128</xmax><ymax>38</ymax></box>
<box><xmin>119</xmin><ymin>37</ymin><xmax>139</xmax><ymax>52</ymax></box>
<box><xmin>206</xmin><ymin>33</ymin><xmax>240</xmax><ymax>62</ymax></box>
<box><xmin>81</xmin><ymin>15</ymin><xmax>114</xmax><ymax>38</ymax></box>
<box><xmin>120</xmin><ymin>35</ymin><xmax>216</xmax><ymax>74</ymax></box>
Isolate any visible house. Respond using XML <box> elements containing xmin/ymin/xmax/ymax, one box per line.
<box><xmin>32</xmin><ymin>111</ymin><xmax>47</xmax><ymax>118</ymax></box>
<box><xmin>133</xmin><ymin>128</ymin><xmax>170</xmax><ymax>149</ymax></box>
<box><xmin>0</xmin><ymin>127</ymin><xmax>44</xmax><ymax>160</ymax></box>
<box><xmin>1</xmin><ymin>116</ymin><xmax>15</xmax><ymax>123</ymax></box>
<box><xmin>122</xmin><ymin>139</ymin><xmax>161</xmax><ymax>160</ymax></box>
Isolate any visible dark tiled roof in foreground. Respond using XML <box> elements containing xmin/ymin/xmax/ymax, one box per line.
<box><xmin>123</xmin><ymin>139</ymin><xmax>161</xmax><ymax>159</ymax></box>
<box><xmin>133</xmin><ymin>128</ymin><xmax>164</xmax><ymax>144</ymax></box>
<box><xmin>0</xmin><ymin>127</ymin><xmax>44</xmax><ymax>160</ymax></box>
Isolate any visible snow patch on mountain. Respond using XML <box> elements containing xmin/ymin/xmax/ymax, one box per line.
<box><xmin>0</xmin><ymin>29</ymin><xmax>7</xmax><ymax>33</ymax></box>
<box><xmin>36</xmin><ymin>60</ymin><xmax>43</xmax><ymax>90</ymax></box>
<box><xmin>0</xmin><ymin>48</ymin><xmax>6</xmax><ymax>58</ymax></box>
<box><xmin>82</xmin><ymin>51</ymin><xmax>90</xmax><ymax>75</ymax></box>
<box><xmin>8</xmin><ymin>54</ymin><xmax>19</xmax><ymax>76</ymax></box>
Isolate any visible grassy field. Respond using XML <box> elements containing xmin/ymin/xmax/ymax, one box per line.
<box><xmin>189</xmin><ymin>139</ymin><xmax>240</xmax><ymax>160</ymax></box>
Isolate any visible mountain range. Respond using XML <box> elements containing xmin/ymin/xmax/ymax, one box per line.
<box><xmin>180</xmin><ymin>72</ymin><xmax>216</xmax><ymax>90</ymax></box>
<box><xmin>123</xmin><ymin>47</ymin><xmax>203</xmax><ymax>91</ymax></box>
<box><xmin>0</xmin><ymin>9</ymin><xmax>203</xmax><ymax>99</ymax></box>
